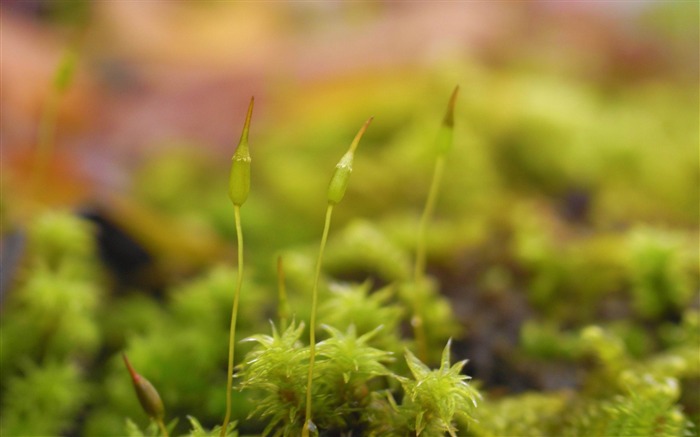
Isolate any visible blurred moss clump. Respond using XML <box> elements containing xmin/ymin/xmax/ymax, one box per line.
<box><xmin>1</xmin><ymin>212</ymin><xmax>102</xmax><ymax>436</ymax></box>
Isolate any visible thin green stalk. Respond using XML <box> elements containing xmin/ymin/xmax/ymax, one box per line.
<box><xmin>413</xmin><ymin>155</ymin><xmax>446</xmax><ymax>282</ymax></box>
<box><xmin>412</xmin><ymin>155</ymin><xmax>445</xmax><ymax>362</ymax></box>
<box><xmin>31</xmin><ymin>91</ymin><xmax>59</xmax><ymax>196</ymax></box>
<box><xmin>303</xmin><ymin>203</ymin><xmax>334</xmax><ymax>437</ymax></box>
<box><xmin>277</xmin><ymin>256</ymin><xmax>289</xmax><ymax>330</ymax></box>
<box><xmin>31</xmin><ymin>48</ymin><xmax>77</xmax><ymax>197</ymax></box>
<box><xmin>221</xmin><ymin>205</ymin><xmax>244</xmax><ymax>437</ymax></box>
<box><xmin>156</xmin><ymin>417</ymin><xmax>169</xmax><ymax>437</ymax></box>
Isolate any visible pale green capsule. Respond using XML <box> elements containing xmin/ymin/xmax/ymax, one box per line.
<box><xmin>327</xmin><ymin>150</ymin><xmax>353</xmax><ymax>205</ymax></box>
<box><xmin>228</xmin><ymin>97</ymin><xmax>254</xmax><ymax>206</ymax></box>
<box><xmin>436</xmin><ymin>85</ymin><xmax>459</xmax><ymax>155</ymax></box>
<box><xmin>327</xmin><ymin>117</ymin><xmax>373</xmax><ymax>205</ymax></box>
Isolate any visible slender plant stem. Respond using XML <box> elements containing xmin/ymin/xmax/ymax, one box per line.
<box><xmin>221</xmin><ymin>204</ymin><xmax>244</xmax><ymax>437</ymax></box>
<box><xmin>303</xmin><ymin>203</ymin><xmax>334</xmax><ymax>436</ymax></box>
<box><xmin>156</xmin><ymin>417</ymin><xmax>169</xmax><ymax>437</ymax></box>
<box><xmin>412</xmin><ymin>154</ymin><xmax>446</xmax><ymax>361</ymax></box>
<box><xmin>414</xmin><ymin>155</ymin><xmax>445</xmax><ymax>282</ymax></box>
<box><xmin>277</xmin><ymin>256</ymin><xmax>289</xmax><ymax>330</ymax></box>
<box><xmin>31</xmin><ymin>91</ymin><xmax>60</xmax><ymax>198</ymax></box>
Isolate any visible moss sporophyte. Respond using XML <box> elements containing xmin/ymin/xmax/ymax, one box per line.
<box><xmin>221</xmin><ymin>97</ymin><xmax>255</xmax><ymax>437</ymax></box>
<box><xmin>123</xmin><ymin>354</ymin><xmax>168</xmax><ymax>437</ymax></box>
<box><xmin>303</xmin><ymin>117</ymin><xmax>373</xmax><ymax>437</ymax></box>
<box><xmin>413</xmin><ymin>86</ymin><xmax>459</xmax><ymax>362</ymax></box>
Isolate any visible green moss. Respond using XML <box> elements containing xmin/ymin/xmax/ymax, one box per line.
<box><xmin>1</xmin><ymin>360</ymin><xmax>89</xmax><ymax>436</ymax></box>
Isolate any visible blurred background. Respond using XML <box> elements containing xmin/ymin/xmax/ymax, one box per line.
<box><xmin>3</xmin><ymin>0</ymin><xmax>697</xmax><ymax>212</ymax></box>
<box><xmin>1</xmin><ymin>1</ymin><xmax>698</xmax><ymax>436</ymax></box>
<box><xmin>3</xmin><ymin>0</ymin><xmax>698</xmax><ymax>265</ymax></box>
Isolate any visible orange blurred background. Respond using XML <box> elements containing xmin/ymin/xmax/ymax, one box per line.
<box><xmin>1</xmin><ymin>1</ymin><xmax>697</xmax><ymax>208</ymax></box>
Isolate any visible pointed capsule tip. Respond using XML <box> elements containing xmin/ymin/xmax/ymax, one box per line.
<box><xmin>122</xmin><ymin>353</ymin><xmax>140</xmax><ymax>383</ymax></box>
<box><xmin>443</xmin><ymin>86</ymin><xmax>459</xmax><ymax>128</ymax></box>
<box><xmin>246</xmin><ymin>96</ymin><xmax>255</xmax><ymax>118</ymax></box>
<box><xmin>349</xmin><ymin>117</ymin><xmax>373</xmax><ymax>153</ymax></box>
<box><xmin>239</xmin><ymin>96</ymin><xmax>255</xmax><ymax>143</ymax></box>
